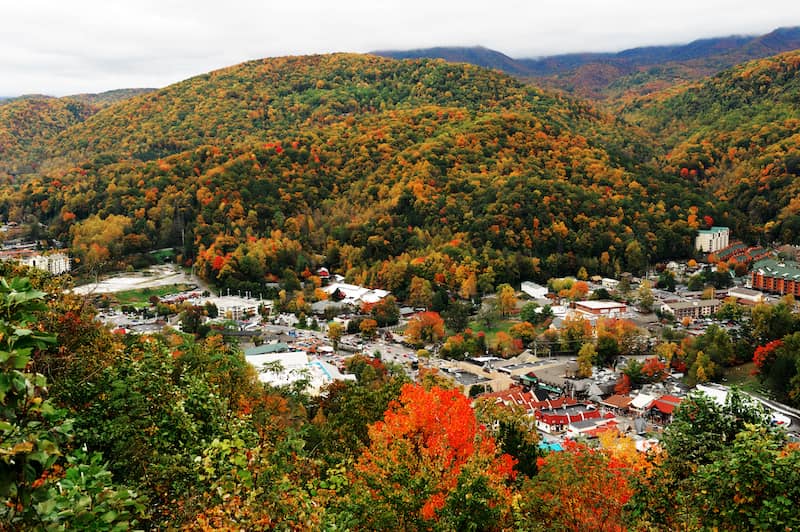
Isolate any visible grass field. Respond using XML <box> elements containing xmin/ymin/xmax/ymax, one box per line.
<box><xmin>467</xmin><ymin>319</ymin><xmax>516</xmax><ymax>345</ymax></box>
<box><xmin>721</xmin><ymin>362</ymin><xmax>764</xmax><ymax>394</ymax></box>
<box><xmin>112</xmin><ymin>283</ymin><xmax>193</xmax><ymax>305</ymax></box>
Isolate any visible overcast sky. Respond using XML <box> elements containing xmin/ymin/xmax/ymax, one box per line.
<box><xmin>3</xmin><ymin>0</ymin><xmax>800</xmax><ymax>96</ymax></box>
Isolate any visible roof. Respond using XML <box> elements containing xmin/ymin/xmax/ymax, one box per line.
<box><xmin>575</xmin><ymin>300</ymin><xmax>626</xmax><ymax>310</ymax></box>
<box><xmin>631</xmin><ymin>393</ymin><xmax>657</xmax><ymax>410</ymax></box>
<box><xmin>244</xmin><ymin>342</ymin><xmax>290</xmax><ymax>356</ymax></box>
<box><xmin>650</xmin><ymin>395</ymin><xmax>682</xmax><ymax>415</ymax></box>
<box><xmin>752</xmin><ymin>259</ymin><xmax>800</xmax><ymax>280</ymax></box>
<box><xmin>664</xmin><ymin>299</ymin><xmax>722</xmax><ymax>310</ymax></box>
<box><xmin>697</xmin><ymin>226</ymin><xmax>729</xmax><ymax>234</ymax></box>
<box><xmin>601</xmin><ymin>394</ymin><xmax>633</xmax><ymax>409</ymax></box>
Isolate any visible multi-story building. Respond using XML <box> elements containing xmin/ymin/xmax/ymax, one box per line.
<box><xmin>0</xmin><ymin>250</ymin><xmax>71</xmax><ymax>275</ymax></box>
<box><xmin>661</xmin><ymin>299</ymin><xmax>722</xmax><ymax>320</ymax></box>
<box><xmin>751</xmin><ymin>259</ymin><xmax>800</xmax><ymax>297</ymax></box>
<box><xmin>695</xmin><ymin>226</ymin><xmax>730</xmax><ymax>253</ymax></box>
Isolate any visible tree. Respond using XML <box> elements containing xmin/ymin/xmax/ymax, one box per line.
<box><xmin>442</xmin><ymin>300</ymin><xmax>471</xmax><ymax>333</ymax></box>
<box><xmin>408</xmin><ymin>276</ymin><xmax>433</xmax><ymax>310</ymax></box>
<box><xmin>496</xmin><ymin>284</ymin><xmax>517</xmax><ymax>316</ymax></box>
<box><xmin>404</xmin><ymin>312</ymin><xmax>445</xmax><ymax>347</ymax></box>
<box><xmin>509</xmin><ymin>321</ymin><xmax>537</xmax><ymax>346</ymax></box>
<box><xmin>637</xmin><ymin>279</ymin><xmax>654</xmax><ymax>312</ymax></box>
<box><xmin>476</xmin><ymin>304</ymin><xmax>500</xmax><ymax>330</ymax></box>
<box><xmin>595</xmin><ymin>335</ymin><xmax>621</xmax><ymax>367</ymax></box>
<box><xmin>519</xmin><ymin>441</ymin><xmax>638</xmax><ymax>532</ymax></box>
<box><xmin>577</xmin><ymin>343</ymin><xmax>595</xmax><ymax>378</ymax></box>
<box><xmin>349</xmin><ymin>385</ymin><xmax>516</xmax><ymax>530</ymax></box>
<box><xmin>371</xmin><ymin>295</ymin><xmax>400</xmax><ymax>327</ymax></box>
<box><xmin>0</xmin><ymin>277</ymin><xmax>146</xmax><ymax>528</ymax></box>
<box><xmin>519</xmin><ymin>302</ymin><xmax>540</xmax><ymax>324</ymax></box>
<box><xmin>328</xmin><ymin>322</ymin><xmax>344</xmax><ymax>352</ymax></box>
<box><xmin>359</xmin><ymin>318</ymin><xmax>378</xmax><ymax>340</ymax></box>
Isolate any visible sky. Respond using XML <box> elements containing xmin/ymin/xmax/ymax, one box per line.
<box><xmin>2</xmin><ymin>0</ymin><xmax>800</xmax><ymax>96</ymax></box>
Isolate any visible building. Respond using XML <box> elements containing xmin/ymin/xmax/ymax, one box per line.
<box><xmin>535</xmin><ymin>402</ymin><xmax>602</xmax><ymax>434</ymax></box>
<box><xmin>727</xmin><ymin>286</ymin><xmax>765</xmax><ymax>304</ymax></box>
<box><xmin>601</xmin><ymin>278</ymin><xmax>620</xmax><ymax>290</ymax></box>
<box><xmin>521</xmin><ymin>281</ymin><xmax>548</xmax><ymax>299</ymax></box>
<box><xmin>695</xmin><ymin>226</ymin><xmax>730</xmax><ymax>253</ymax></box>
<box><xmin>573</xmin><ymin>300</ymin><xmax>627</xmax><ymax>317</ymax></box>
<box><xmin>245</xmin><ymin>347</ymin><xmax>355</xmax><ymax>395</ymax></box>
<box><xmin>322</xmin><ymin>282</ymin><xmax>390</xmax><ymax>306</ymax></box>
<box><xmin>648</xmin><ymin>395</ymin><xmax>682</xmax><ymax>424</ymax></box>
<box><xmin>750</xmin><ymin>259</ymin><xmax>800</xmax><ymax>297</ymax></box>
<box><xmin>0</xmin><ymin>250</ymin><xmax>71</xmax><ymax>275</ymax></box>
<box><xmin>194</xmin><ymin>295</ymin><xmax>260</xmax><ymax>320</ymax></box>
<box><xmin>661</xmin><ymin>299</ymin><xmax>722</xmax><ymax>320</ymax></box>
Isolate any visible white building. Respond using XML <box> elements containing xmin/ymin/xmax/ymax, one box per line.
<box><xmin>521</xmin><ymin>281</ymin><xmax>548</xmax><ymax>299</ymax></box>
<box><xmin>322</xmin><ymin>282</ymin><xmax>390</xmax><ymax>305</ymax></box>
<box><xmin>573</xmin><ymin>300</ymin><xmax>627</xmax><ymax>317</ymax></box>
<box><xmin>189</xmin><ymin>295</ymin><xmax>260</xmax><ymax>320</ymax></box>
<box><xmin>695</xmin><ymin>227</ymin><xmax>730</xmax><ymax>253</ymax></box>
<box><xmin>246</xmin><ymin>349</ymin><xmax>356</xmax><ymax>395</ymax></box>
<box><xmin>11</xmin><ymin>251</ymin><xmax>71</xmax><ymax>275</ymax></box>
<box><xmin>727</xmin><ymin>286</ymin><xmax>765</xmax><ymax>304</ymax></box>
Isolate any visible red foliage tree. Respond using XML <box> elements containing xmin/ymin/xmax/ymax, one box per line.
<box><xmin>753</xmin><ymin>339</ymin><xmax>783</xmax><ymax>372</ymax></box>
<box><xmin>351</xmin><ymin>384</ymin><xmax>516</xmax><ymax>529</ymax></box>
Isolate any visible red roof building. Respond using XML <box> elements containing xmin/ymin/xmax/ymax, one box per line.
<box><xmin>535</xmin><ymin>402</ymin><xmax>602</xmax><ymax>434</ymax></box>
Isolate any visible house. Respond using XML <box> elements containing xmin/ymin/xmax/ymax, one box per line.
<box><xmin>695</xmin><ymin>226</ymin><xmax>730</xmax><ymax>253</ymax></box>
<box><xmin>521</xmin><ymin>281</ymin><xmax>548</xmax><ymax>299</ymax></box>
<box><xmin>630</xmin><ymin>393</ymin><xmax>657</xmax><ymax>415</ymax></box>
<box><xmin>660</xmin><ymin>299</ymin><xmax>722</xmax><ymax>321</ymax></box>
<box><xmin>0</xmin><ymin>250</ymin><xmax>71</xmax><ymax>275</ymax></box>
<box><xmin>601</xmin><ymin>278</ymin><xmax>620</xmax><ymax>290</ymax></box>
<box><xmin>750</xmin><ymin>259</ymin><xmax>800</xmax><ymax>297</ymax></box>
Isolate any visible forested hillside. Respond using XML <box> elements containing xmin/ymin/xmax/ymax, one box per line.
<box><xmin>0</xmin><ymin>54</ymin><xmax>731</xmax><ymax>295</ymax></box>
<box><xmin>622</xmin><ymin>50</ymin><xmax>800</xmax><ymax>244</ymax></box>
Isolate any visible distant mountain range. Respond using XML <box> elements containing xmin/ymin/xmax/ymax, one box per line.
<box><xmin>372</xmin><ymin>26</ymin><xmax>800</xmax><ymax>98</ymax></box>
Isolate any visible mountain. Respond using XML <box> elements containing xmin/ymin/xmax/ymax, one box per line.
<box><xmin>0</xmin><ymin>54</ymin><xmax>723</xmax><ymax>292</ymax></box>
<box><xmin>621</xmin><ymin>50</ymin><xmax>800</xmax><ymax>243</ymax></box>
<box><xmin>0</xmin><ymin>89</ymin><xmax>157</xmax><ymax>175</ymax></box>
<box><xmin>65</xmin><ymin>88</ymin><xmax>156</xmax><ymax>107</ymax></box>
<box><xmin>0</xmin><ymin>96</ymin><xmax>95</xmax><ymax>175</ymax></box>
<box><xmin>374</xmin><ymin>27</ymin><xmax>800</xmax><ymax>100</ymax></box>
<box><xmin>371</xmin><ymin>46</ymin><xmax>532</xmax><ymax>76</ymax></box>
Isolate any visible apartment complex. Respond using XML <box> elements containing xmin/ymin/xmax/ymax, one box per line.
<box><xmin>751</xmin><ymin>259</ymin><xmax>800</xmax><ymax>297</ymax></box>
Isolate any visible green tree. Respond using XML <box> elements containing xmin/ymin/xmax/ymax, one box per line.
<box><xmin>0</xmin><ymin>277</ymin><xmax>146</xmax><ymax>528</ymax></box>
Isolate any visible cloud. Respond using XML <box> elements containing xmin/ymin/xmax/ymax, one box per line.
<box><xmin>2</xmin><ymin>0</ymin><xmax>799</xmax><ymax>95</ymax></box>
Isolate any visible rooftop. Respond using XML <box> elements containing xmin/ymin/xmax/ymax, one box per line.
<box><xmin>752</xmin><ymin>258</ymin><xmax>800</xmax><ymax>280</ymax></box>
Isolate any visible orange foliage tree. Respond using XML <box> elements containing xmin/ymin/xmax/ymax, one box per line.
<box><xmin>349</xmin><ymin>384</ymin><xmax>516</xmax><ymax>530</ymax></box>
<box><xmin>404</xmin><ymin>311</ymin><xmax>445</xmax><ymax>347</ymax></box>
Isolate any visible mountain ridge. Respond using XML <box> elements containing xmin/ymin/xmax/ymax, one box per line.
<box><xmin>372</xmin><ymin>26</ymin><xmax>800</xmax><ymax>98</ymax></box>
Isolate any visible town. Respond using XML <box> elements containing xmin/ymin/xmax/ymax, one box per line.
<box><xmin>6</xmin><ymin>222</ymin><xmax>799</xmax><ymax>453</ymax></box>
